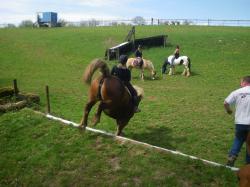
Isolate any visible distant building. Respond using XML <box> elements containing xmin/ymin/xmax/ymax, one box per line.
<box><xmin>35</xmin><ymin>12</ymin><xmax>57</xmax><ymax>27</ymax></box>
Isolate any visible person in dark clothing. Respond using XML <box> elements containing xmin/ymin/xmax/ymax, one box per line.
<box><xmin>135</xmin><ymin>45</ymin><xmax>144</xmax><ymax>68</ymax></box>
<box><xmin>111</xmin><ymin>55</ymin><xmax>141</xmax><ymax>113</ymax></box>
<box><xmin>135</xmin><ymin>45</ymin><xmax>143</xmax><ymax>58</ymax></box>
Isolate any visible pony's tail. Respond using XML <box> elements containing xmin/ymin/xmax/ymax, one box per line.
<box><xmin>83</xmin><ymin>59</ymin><xmax>110</xmax><ymax>84</ymax></box>
<box><xmin>188</xmin><ymin>57</ymin><xmax>191</xmax><ymax>72</ymax></box>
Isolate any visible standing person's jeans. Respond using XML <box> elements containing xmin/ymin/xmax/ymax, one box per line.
<box><xmin>229</xmin><ymin>124</ymin><xmax>250</xmax><ymax>163</ymax></box>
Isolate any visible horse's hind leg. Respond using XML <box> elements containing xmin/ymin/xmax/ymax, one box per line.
<box><xmin>92</xmin><ymin>102</ymin><xmax>104</xmax><ymax>126</ymax></box>
<box><xmin>140</xmin><ymin>69</ymin><xmax>144</xmax><ymax>80</ymax></box>
<box><xmin>141</xmin><ymin>70</ymin><xmax>144</xmax><ymax>81</ymax></box>
<box><xmin>80</xmin><ymin>100</ymin><xmax>96</xmax><ymax>130</ymax></box>
<box><xmin>173</xmin><ymin>67</ymin><xmax>176</xmax><ymax>75</ymax></box>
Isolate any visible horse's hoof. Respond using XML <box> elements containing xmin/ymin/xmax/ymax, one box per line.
<box><xmin>79</xmin><ymin>125</ymin><xmax>86</xmax><ymax>131</ymax></box>
<box><xmin>116</xmin><ymin>132</ymin><xmax>125</xmax><ymax>136</ymax></box>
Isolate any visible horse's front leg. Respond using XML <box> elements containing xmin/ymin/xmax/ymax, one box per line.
<box><xmin>151</xmin><ymin>70</ymin><xmax>155</xmax><ymax>80</ymax></box>
<box><xmin>141</xmin><ymin>69</ymin><xmax>144</xmax><ymax>80</ymax></box>
<box><xmin>80</xmin><ymin>100</ymin><xmax>96</xmax><ymax>130</ymax></box>
<box><xmin>168</xmin><ymin>67</ymin><xmax>173</xmax><ymax>75</ymax></box>
<box><xmin>182</xmin><ymin>67</ymin><xmax>187</xmax><ymax>76</ymax></box>
<box><xmin>116</xmin><ymin>119</ymin><xmax>129</xmax><ymax>136</ymax></box>
<box><xmin>92</xmin><ymin>102</ymin><xmax>104</xmax><ymax>126</ymax></box>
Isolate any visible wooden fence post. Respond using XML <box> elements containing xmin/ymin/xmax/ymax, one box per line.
<box><xmin>13</xmin><ymin>79</ymin><xmax>18</xmax><ymax>97</ymax></box>
<box><xmin>46</xmin><ymin>85</ymin><xmax>51</xmax><ymax>114</ymax></box>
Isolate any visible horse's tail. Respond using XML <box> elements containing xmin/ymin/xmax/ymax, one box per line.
<box><xmin>187</xmin><ymin>57</ymin><xmax>191</xmax><ymax>72</ymax></box>
<box><xmin>83</xmin><ymin>59</ymin><xmax>110</xmax><ymax>84</ymax></box>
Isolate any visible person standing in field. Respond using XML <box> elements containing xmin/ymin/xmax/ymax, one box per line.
<box><xmin>224</xmin><ymin>76</ymin><xmax>250</xmax><ymax>167</ymax></box>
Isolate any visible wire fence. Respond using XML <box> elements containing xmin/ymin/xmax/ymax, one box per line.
<box><xmin>1</xmin><ymin>18</ymin><xmax>250</xmax><ymax>28</ymax></box>
<box><xmin>64</xmin><ymin>18</ymin><xmax>250</xmax><ymax>27</ymax></box>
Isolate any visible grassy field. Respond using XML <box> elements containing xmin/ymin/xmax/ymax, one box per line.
<box><xmin>1</xmin><ymin>25</ymin><xmax>250</xmax><ymax>185</ymax></box>
<box><xmin>0</xmin><ymin>109</ymin><xmax>237</xmax><ymax>186</ymax></box>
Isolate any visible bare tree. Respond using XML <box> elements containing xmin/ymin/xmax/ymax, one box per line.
<box><xmin>132</xmin><ymin>16</ymin><xmax>146</xmax><ymax>25</ymax></box>
<box><xmin>183</xmin><ymin>20</ymin><xmax>192</xmax><ymax>25</ymax></box>
<box><xmin>7</xmin><ymin>24</ymin><xmax>16</xmax><ymax>28</ymax></box>
<box><xmin>19</xmin><ymin>20</ymin><xmax>33</xmax><ymax>28</ymax></box>
<box><xmin>88</xmin><ymin>19</ymin><xmax>100</xmax><ymax>27</ymax></box>
<box><xmin>57</xmin><ymin>19</ymin><xmax>67</xmax><ymax>27</ymax></box>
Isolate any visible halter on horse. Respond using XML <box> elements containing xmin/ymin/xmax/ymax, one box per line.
<box><xmin>126</xmin><ymin>58</ymin><xmax>156</xmax><ymax>80</ymax></box>
<box><xmin>162</xmin><ymin>55</ymin><xmax>191</xmax><ymax>77</ymax></box>
<box><xmin>79</xmin><ymin>59</ymin><xmax>143</xmax><ymax>136</ymax></box>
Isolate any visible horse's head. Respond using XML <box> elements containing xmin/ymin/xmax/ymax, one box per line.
<box><xmin>161</xmin><ymin>59</ymin><xmax>171</xmax><ymax>75</ymax></box>
<box><xmin>151</xmin><ymin>70</ymin><xmax>156</xmax><ymax>80</ymax></box>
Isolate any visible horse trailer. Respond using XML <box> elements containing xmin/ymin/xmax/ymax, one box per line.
<box><xmin>36</xmin><ymin>12</ymin><xmax>58</xmax><ymax>27</ymax></box>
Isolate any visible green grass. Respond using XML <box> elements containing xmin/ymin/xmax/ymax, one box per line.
<box><xmin>0</xmin><ymin>109</ymin><xmax>237</xmax><ymax>186</ymax></box>
<box><xmin>1</xmin><ymin>25</ymin><xmax>250</xmax><ymax>185</ymax></box>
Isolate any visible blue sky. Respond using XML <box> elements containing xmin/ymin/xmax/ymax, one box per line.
<box><xmin>1</xmin><ymin>0</ymin><xmax>250</xmax><ymax>24</ymax></box>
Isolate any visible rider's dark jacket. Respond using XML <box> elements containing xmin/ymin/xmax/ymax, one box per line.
<box><xmin>135</xmin><ymin>49</ymin><xmax>142</xmax><ymax>58</ymax></box>
<box><xmin>111</xmin><ymin>65</ymin><xmax>137</xmax><ymax>97</ymax></box>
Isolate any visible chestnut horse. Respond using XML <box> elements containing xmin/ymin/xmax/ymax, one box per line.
<box><xmin>238</xmin><ymin>164</ymin><xmax>250</xmax><ymax>187</ymax></box>
<box><xmin>126</xmin><ymin>58</ymin><xmax>156</xmax><ymax>80</ymax></box>
<box><xmin>79</xmin><ymin>59</ymin><xmax>143</xmax><ymax>136</ymax></box>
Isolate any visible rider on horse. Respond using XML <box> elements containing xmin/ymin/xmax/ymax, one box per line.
<box><xmin>135</xmin><ymin>45</ymin><xmax>144</xmax><ymax>68</ymax></box>
<box><xmin>111</xmin><ymin>55</ymin><xmax>141</xmax><ymax>113</ymax></box>
<box><xmin>171</xmin><ymin>45</ymin><xmax>180</xmax><ymax>66</ymax></box>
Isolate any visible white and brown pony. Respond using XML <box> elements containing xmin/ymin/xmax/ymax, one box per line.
<box><xmin>162</xmin><ymin>55</ymin><xmax>191</xmax><ymax>77</ymax></box>
<box><xmin>126</xmin><ymin>58</ymin><xmax>156</xmax><ymax>80</ymax></box>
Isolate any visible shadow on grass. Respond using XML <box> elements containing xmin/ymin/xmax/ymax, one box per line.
<box><xmin>128</xmin><ymin>126</ymin><xmax>187</xmax><ymax>150</ymax></box>
<box><xmin>189</xmin><ymin>71</ymin><xmax>200</xmax><ymax>76</ymax></box>
<box><xmin>159</xmin><ymin>70</ymin><xmax>200</xmax><ymax>78</ymax></box>
<box><xmin>131</xmin><ymin>76</ymin><xmax>158</xmax><ymax>81</ymax></box>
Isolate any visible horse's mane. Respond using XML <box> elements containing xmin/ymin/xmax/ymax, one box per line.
<box><xmin>83</xmin><ymin>59</ymin><xmax>110</xmax><ymax>84</ymax></box>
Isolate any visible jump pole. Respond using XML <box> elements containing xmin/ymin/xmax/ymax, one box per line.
<box><xmin>44</xmin><ymin>113</ymin><xmax>239</xmax><ymax>172</ymax></box>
